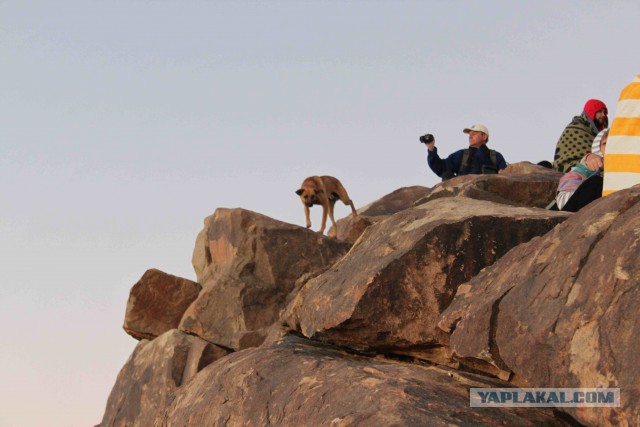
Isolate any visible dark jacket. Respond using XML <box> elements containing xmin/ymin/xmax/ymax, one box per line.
<box><xmin>427</xmin><ymin>144</ymin><xmax>507</xmax><ymax>179</ymax></box>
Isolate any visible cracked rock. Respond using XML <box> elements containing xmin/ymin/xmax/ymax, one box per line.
<box><xmin>438</xmin><ymin>185</ymin><xmax>640</xmax><ymax>426</ymax></box>
<box><xmin>183</xmin><ymin>208</ymin><xmax>351</xmax><ymax>350</ymax></box>
<box><xmin>284</xmin><ymin>197</ymin><xmax>568</xmax><ymax>352</ymax></box>
<box><xmin>100</xmin><ymin>330</ymin><xmax>230</xmax><ymax>427</ymax></box>
<box><xmin>155</xmin><ymin>335</ymin><xmax>572</xmax><ymax>426</ymax></box>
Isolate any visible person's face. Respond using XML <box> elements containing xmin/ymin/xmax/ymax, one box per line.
<box><xmin>600</xmin><ymin>135</ymin><xmax>608</xmax><ymax>156</ymax></box>
<box><xmin>468</xmin><ymin>131</ymin><xmax>488</xmax><ymax>148</ymax></box>
<box><xmin>594</xmin><ymin>109</ymin><xmax>607</xmax><ymax>127</ymax></box>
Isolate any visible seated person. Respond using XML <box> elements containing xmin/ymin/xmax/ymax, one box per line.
<box><xmin>423</xmin><ymin>124</ymin><xmax>507</xmax><ymax>180</ymax></box>
<box><xmin>556</xmin><ymin>129</ymin><xmax>608</xmax><ymax>212</ymax></box>
<box><xmin>552</xmin><ymin>99</ymin><xmax>608</xmax><ymax>173</ymax></box>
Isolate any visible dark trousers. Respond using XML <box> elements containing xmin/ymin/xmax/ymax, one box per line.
<box><xmin>561</xmin><ymin>175</ymin><xmax>604</xmax><ymax>212</ymax></box>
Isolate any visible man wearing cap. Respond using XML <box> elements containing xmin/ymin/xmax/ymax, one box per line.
<box><xmin>424</xmin><ymin>124</ymin><xmax>507</xmax><ymax>180</ymax></box>
<box><xmin>552</xmin><ymin>99</ymin><xmax>608</xmax><ymax>173</ymax></box>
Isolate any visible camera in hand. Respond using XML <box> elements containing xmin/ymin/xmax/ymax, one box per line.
<box><xmin>419</xmin><ymin>134</ymin><xmax>434</xmax><ymax>144</ymax></box>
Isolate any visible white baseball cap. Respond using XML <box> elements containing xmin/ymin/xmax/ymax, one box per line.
<box><xmin>463</xmin><ymin>124</ymin><xmax>489</xmax><ymax>137</ymax></box>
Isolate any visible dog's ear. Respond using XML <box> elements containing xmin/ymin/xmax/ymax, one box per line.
<box><xmin>295</xmin><ymin>189</ymin><xmax>304</xmax><ymax>196</ymax></box>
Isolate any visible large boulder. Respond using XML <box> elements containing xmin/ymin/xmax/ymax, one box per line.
<box><xmin>329</xmin><ymin>186</ymin><xmax>431</xmax><ymax>243</ymax></box>
<box><xmin>123</xmin><ymin>269</ymin><xmax>201</xmax><ymax>340</ymax></box>
<box><xmin>438</xmin><ymin>185</ymin><xmax>640</xmax><ymax>426</ymax></box>
<box><xmin>417</xmin><ymin>163</ymin><xmax>562</xmax><ymax>208</ymax></box>
<box><xmin>100</xmin><ymin>329</ymin><xmax>230</xmax><ymax>427</ymax></box>
<box><xmin>502</xmin><ymin>161</ymin><xmax>561</xmax><ymax>175</ymax></box>
<box><xmin>182</xmin><ymin>208</ymin><xmax>351</xmax><ymax>349</ymax></box>
<box><xmin>156</xmin><ymin>335</ymin><xmax>572</xmax><ymax>426</ymax></box>
<box><xmin>284</xmin><ymin>197</ymin><xmax>569</xmax><ymax>352</ymax></box>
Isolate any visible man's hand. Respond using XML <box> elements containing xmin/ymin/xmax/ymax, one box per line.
<box><xmin>585</xmin><ymin>153</ymin><xmax>604</xmax><ymax>171</ymax></box>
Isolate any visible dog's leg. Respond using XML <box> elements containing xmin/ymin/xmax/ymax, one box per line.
<box><xmin>333</xmin><ymin>185</ymin><xmax>358</xmax><ymax>218</ymax></box>
<box><xmin>318</xmin><ymin>202</ymin><xmax>329</xmax><ymax>234</ymax></box>
<box><xmin>328</xmin><ymin>199</ymin><xmax>338</xmax><ymax>237</ymax></box>
<box><xmin>304</xmin><ymin>204</ymin><xmax>312</xmax><ymax>229</ymax></box>
<box><xmin>348</xmin><ymin>200</ymin><xmax>357</xmax><ymax>217</ymax></box>
<box><xmin>329</xmin><ymin>199</ymin><xmax>337</xmax><ymax>227</ymax></box>
<box><xmin>336</xmin><ymin>194</ymin><xmax>357</xmax><ymax>218</ymax></box>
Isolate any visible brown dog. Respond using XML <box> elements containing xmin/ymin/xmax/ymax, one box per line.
<box><xmin>295</xmin><ymin>175</ymin><xmax>357</xmax><ymax>235</ymax></box>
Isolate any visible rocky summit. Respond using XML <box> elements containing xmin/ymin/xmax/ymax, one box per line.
<box><xmin>100</xmin><ymin>164</ymin><xmax>640</xmax><ymax>426</ymax></box>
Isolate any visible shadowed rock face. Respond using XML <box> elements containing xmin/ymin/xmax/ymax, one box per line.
<box><xmin>155</xmin><ymin>336</ymin><xmax>573</xmax><ymax>427</ymax></box>
<box><xmin>329</xmin><ymin>186</ymin><xmax>432</xmax><ymax>243</ymax></box>
<box><xmin>284</xmin><ymin>197</ymin><xmax>569</xmax><ymax>352</ymax></box>
<box><xmin>502</xmin><ymin>161</ymin><xmax>562</xmax><ymax>175</ymax></box>
<box><xmin>329</xmin><ymin>185</ymin><xmax>431</xmax><ymax>243</ymax></box>
<box><xmin>439</xmin><ymin>185</ymin><xmax>640</xmax><ymax>426</ymax></box>
<box><xmin>417</xmin><ymin>165</ymin><xmax>563</xmax><ymax>209</ymax></box>
<box><xmin>123</xmin><ymin>269</ymin><xmax>201</xmax><ymax>340</ymax></box>
<box><xmin>330</xmin><ymin>171</ymin><xmax>561</xmax><ymax>245</ymax></box>
<box><xmin>182</xmin><ymin>208</ymin><xmax>351</xmax><ymax>349</ymax></box>
<box><xmin>359</xmin><ymin>186</ymin><xmax>432</xmax><ymax>217</ymax></box>
<box><xmin>100</xmin><ymin>329</ymin><xmax>230</xmax><ymax>427</ymax></box>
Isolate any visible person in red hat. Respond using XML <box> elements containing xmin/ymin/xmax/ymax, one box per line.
<box><xmin>552</xmin><ymin>99</ymin><xmax>608</xmax><ymax>173</ymax></box>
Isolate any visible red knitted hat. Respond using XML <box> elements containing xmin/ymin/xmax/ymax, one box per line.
<box><xmin>583</xmin><ymin>99</ymin><xmax>608</xmax><ymax>120</ymax></box>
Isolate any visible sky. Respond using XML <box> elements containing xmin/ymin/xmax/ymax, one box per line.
<box><xmin>1</xmin><ymin>1</ymin><xmax>638</xmax><ymax>426</ymax></box>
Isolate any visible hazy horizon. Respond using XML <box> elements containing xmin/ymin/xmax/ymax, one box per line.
<box><xmin>1</xmin><ymin>1</ymin><xmax>638</xmax><ymax>425</ymax></box>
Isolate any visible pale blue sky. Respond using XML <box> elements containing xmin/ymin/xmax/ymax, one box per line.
<box><xmin>1</xmin><ymin>1</ymin><xmax>638</xmax><ymax>425</ymax></box>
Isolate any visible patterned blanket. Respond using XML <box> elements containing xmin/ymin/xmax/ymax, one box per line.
<box><xmin>553</xmin><ymin>113</ymin><xmax>598</xmax><ymax>173</ymax></box>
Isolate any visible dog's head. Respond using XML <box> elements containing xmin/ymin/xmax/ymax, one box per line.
<box><xmin>296</xmin><ymin>187</ymin><xmax>323</xmax><ymax>207</ymax></box>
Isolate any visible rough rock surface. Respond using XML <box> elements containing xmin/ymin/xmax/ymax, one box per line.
<box><xmin>182</xmin><ymin>208</ymin><xmax>351</xmax><ymax>349</ymax></box>
<box><xmin>439</xmin><ymin>185</ymin><xmax>640</xmax><ymax>426</ymax></box>
<box><xmin>502</xmin><ymin>161</ymin><xmax>562</xmax><ymax>176</ymax></box>
<box><xmin>156</xmin><ymin>335</ymin><xmax>572</xmax><ymax>427</ymax></box>
<box><xmin>100</xmin><ymin>329</ymin><xmax>230</xmax><ymax>427</ymax></box>
<box><xmin>417</xmin><ymin>164</ymin><xmax>562</xmax><ymax>208</ymax></box>
<box><xmin>101</xmin><ymin>181</ymin><xmax>640</xmax><ymax>427</ymax></box>
<box><xmin>284</xmin><ymin>197</ymin><xmax>569</xmax><ymax>352</ymax></box>
<box><xmin>123</xmin><ymin>269</ymin><xmax>201</xmax><ymax>340</ymax></box>
<box><xmin>330</xmin><ymin>186</ymin><xmax>431</xmax><ymax>243</ymax></box>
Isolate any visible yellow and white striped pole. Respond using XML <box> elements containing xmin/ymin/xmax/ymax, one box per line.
<box><xmin>603</xmin><ymin>75</ymin><xmax>640</xmax><ymax>196</ymax></box>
